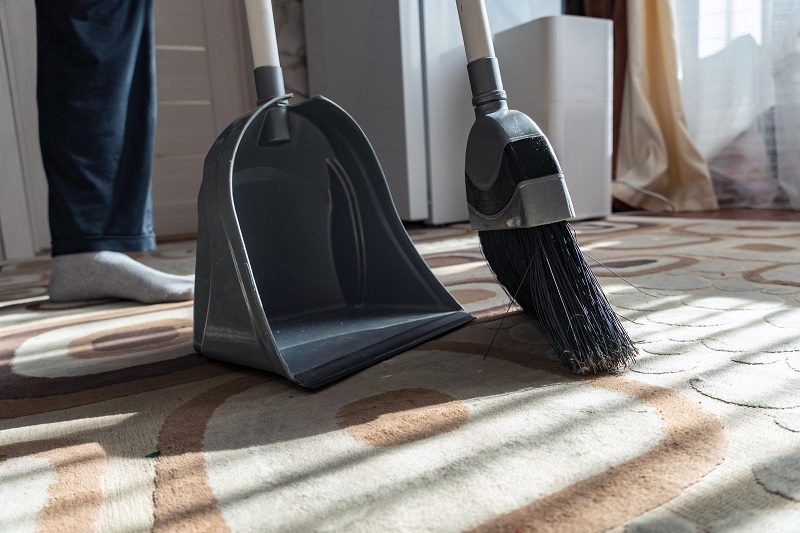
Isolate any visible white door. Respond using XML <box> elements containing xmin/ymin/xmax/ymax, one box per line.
<box><xmin>0</xmin><ymin>0</ymin><xmax>255</xmax><ymax>259</ymax></box>
<box><xmin>152</xmin><ymin>0</ymin><xmax>255</xmax><ymax>238</ymax></box>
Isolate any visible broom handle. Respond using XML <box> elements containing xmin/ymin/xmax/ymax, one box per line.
<box><xmin>455</xmin><ymin>0</ymin><xmax>495</xmax><ymax>62</ymax></box>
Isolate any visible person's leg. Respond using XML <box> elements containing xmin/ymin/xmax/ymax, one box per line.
<box><xmin>36</xmin><ymin>0</ymin><xmax>192</xmax><ymax>302</ymax></box>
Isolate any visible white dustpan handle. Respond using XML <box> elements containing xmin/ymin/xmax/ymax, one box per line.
<box><xmin>455</xmin><ymin>0</ymin><xmax>495</xmax><ymax>62</ymax></box>
<box><xmin>244</xmin><ymin>0</ymin><xmax>281</xmax><ymax>69</ymax></box>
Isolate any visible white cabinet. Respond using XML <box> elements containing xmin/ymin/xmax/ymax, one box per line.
<box><xmin>305</xmin><ymin>0</ymin><xmax>562</xmax><ymax>224</ymax></box>
<box><xmin>495</xmin><ymin>16</ymin><xmax>613</xmax><ymax>221</ymax></box>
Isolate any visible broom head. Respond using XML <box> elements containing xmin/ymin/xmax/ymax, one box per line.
<box><xmin>465</xmin><ymin>101</ymin><xmax>637</xmax><ymax>373</ymax></box>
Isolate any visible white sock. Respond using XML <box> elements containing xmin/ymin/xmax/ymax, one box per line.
<box><xmin>48</xmin><ymin>251</ymin><xmax>194</xmax><ymax>304</ymax></box>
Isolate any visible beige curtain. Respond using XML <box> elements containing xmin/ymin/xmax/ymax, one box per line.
<box><xmin>614</xmin><ymin>0</ymin><xmax>718</xmax><ymax>211</ymax></box>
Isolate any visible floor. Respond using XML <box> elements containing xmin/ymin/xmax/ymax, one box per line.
<box><xmin>5</xmin><ymin>216</ymin><xmax>800</xmax><ymax>531</ymax></box>
<box><xmin>645</xmin><ymin>208</ymin><xmax>800</xmax><ymax>221</ymax></box>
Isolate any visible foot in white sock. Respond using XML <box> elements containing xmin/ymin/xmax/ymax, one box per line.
<box><xmin>49</xmin><ymin>251</ymin><xmax>194</xmax><ymax>304</ymax></box>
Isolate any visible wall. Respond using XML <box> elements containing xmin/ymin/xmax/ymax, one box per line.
<box><xmin>275</xmin><ymin>0</ymin><xmax>309</xmax><ymax>100</ymax></box>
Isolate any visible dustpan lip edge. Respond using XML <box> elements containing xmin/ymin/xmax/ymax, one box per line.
<box><xmin>207</xmin><ymin>95</ymin><xmax>298</xmax><ymax>380</ymax></box>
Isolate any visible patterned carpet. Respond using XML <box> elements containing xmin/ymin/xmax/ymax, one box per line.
<box><xmin>1</xmin><ymin>216</ymin><xmax>800</xmax><ymax>532</ymax></box>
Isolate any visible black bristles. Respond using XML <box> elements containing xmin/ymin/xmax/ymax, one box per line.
<box><xmin>479</xmin><ymin>221</ymin><xmax>637</xmax><ymax>374</ymax></box>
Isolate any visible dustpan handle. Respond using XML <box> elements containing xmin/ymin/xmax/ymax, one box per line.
<box><xmin>244</xmin><ymin>0</ymin><xmax>280</xmax><ymax>68</ymax></box>
<box><xmin>455</xmin><ymin>0</ymin><xmax>506</xmax><ymax>110</ymax></box>
<box><xmin>244</xmin><ymin>0</ymin><xmax>286</xmax><ymax>104</ymax></box>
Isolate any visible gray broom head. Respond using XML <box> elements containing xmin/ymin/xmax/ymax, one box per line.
<box><xmin>462</xmin><ymin>58</ymin><xmax>636</xmax><ymax>373</ymax></box>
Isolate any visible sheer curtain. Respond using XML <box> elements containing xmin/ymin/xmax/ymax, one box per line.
<box><xmin>676</xmin><ymin>0</ymin><xmax>800</xmax><ymax>209</ymax></box>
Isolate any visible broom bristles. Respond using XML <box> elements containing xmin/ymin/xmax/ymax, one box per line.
<box><xmin>480</xmin><ymin>221</ymin><xmax>637</xmax><ymax>374</ymax></box>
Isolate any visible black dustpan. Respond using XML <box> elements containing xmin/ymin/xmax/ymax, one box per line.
<box><xmin>193</xmin><ymin>0</ymin><xmax>471</xmax><ymax>389</ymax></box>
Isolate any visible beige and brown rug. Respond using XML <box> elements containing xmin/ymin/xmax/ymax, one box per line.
<box><xmin>1</xmin><ymin>216</ymin><xmax>800</xmax><ymax>532</ymax></box>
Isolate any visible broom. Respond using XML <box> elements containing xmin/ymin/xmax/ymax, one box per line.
<box><xmin>455</xmin><ymin>0</ymin><xmax>637</xmax><ymax>374</ymax></box>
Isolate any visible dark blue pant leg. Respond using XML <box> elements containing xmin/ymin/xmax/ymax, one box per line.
<box><xmin>35</xmin><ymin>0</ymin><xmax>157</xmax><ymax>256</ymax></box>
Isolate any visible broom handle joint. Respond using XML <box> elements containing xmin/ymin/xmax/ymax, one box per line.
<box><xmin>456</xmin><ymin>0</ymin><xmax>506</xmax><ymax>111</ymax></box>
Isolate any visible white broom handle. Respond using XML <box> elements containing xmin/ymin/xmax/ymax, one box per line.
<box><xmin>455</xmin><ymin>0</ymin><xmax>495</xmax><ymax>62</ymax></box>
<box><xmin>244</xmin><ymin>0</ymin><xmax>281</xmax><ymax>68</ymax></box>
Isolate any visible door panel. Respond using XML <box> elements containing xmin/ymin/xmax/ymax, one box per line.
<box><xmin>154</xmin><ymin>0</ymin><xmax>207</xmax><ymax>47</ymax></box>
<box><xmin>155</xmin><ymin>50</ymin><xmax>213</xmax><ymax>101</ymax></box>
<box><xmin>154</xmin><ymin>104</ymin><xmax>217</xmax><ymax>155</ymax></box>
<box><xmin>151</xmin><ymin>0</ymin><xmax>253</xmax><ymax>237</ymax></box>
